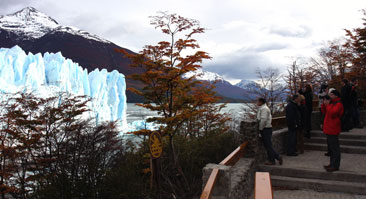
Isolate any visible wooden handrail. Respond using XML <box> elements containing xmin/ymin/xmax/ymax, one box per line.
<box><xmin>200</xmin><ymin>168</ymin><xmax>219</xmax><ymax>199</ymax></box>
<box><xmin>220</xmin><ymin>141</ymin><xmax>248</xmax><ymax>166</ymax></box>
<box><xmin>255</xmin><ymin>172</ymin><xmax>273</xmax><ymax>199</ymax></box>
<box><xmin>200</xmin><ymin>141</ymin><xmax>248</xmax><ymax>199</ymax></box>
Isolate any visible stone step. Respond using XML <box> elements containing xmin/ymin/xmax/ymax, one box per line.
<box><xmin>305</xmin><ymin>137</ymin><xmax>366</xmax><ymax>147</ymax></box>
<box><xmin>271</xmin><ymin>175</ymin><xmax>366</xmax><ymax>195</ymax></box>
<box><xmin>259</xmin><ymin>165</ymin><xmax>366</xmax><ymax>183</ymax></box>
<box><xmin>304</xmin><ymin>143</ymin><xmax>366</xmax><ymax>154</ymax></box>
<box><xmin>311</xmin><ymin>131</ymin><xmax>366</xmax><ymax>140</ymax></box>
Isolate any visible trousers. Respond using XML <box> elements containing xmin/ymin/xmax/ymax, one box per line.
<box><xmin>260</xmin><ymin>128</ymin><xmax>280</xmax><ymax>162</ymax></box>
<box><xmin>326</xmin><ymin>134</ymin><xmax>341</xmax><ymax>169</ymax></box>
<box><xmin>287</xmin><ymin>127</ymin><xmax>297</xmax><ymax>155</ymax></box>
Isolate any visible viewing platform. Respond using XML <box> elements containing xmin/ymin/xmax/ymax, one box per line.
<box><xmin>201</xmin><ymin>110</ymin><xmax>366</xmax><ymax>199</ymax></box>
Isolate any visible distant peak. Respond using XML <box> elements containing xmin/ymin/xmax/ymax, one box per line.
<box><xmin>19</xmin><ymin>7</ymin><xmax>38</xmax><ymax>13</ymax></box>
<box><xmin>10</xmin><ymin>7</ymin><xmax>58</xmax><ymax>25</ymax></box>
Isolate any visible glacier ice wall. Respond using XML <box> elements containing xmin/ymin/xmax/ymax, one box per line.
<box><xmin>0</xmin><ymin>45</ymin><xmax>127</xmax><ymax>130</ymax></box>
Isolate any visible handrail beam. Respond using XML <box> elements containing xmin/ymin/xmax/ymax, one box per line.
<box><xmin>200</xmin><ymin>168</ymin><xmax>219</xmax><ymax>199</ymax></box>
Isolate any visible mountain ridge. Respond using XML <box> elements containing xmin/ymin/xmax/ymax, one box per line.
<box><xmin>0</xmin><ymin>7</ymin><xmax>258</xmax><ymax>102</ymax></box>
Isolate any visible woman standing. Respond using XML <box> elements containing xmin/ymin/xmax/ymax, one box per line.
<box><xmin>299</xmin><ymin>84</ymin><xmax>313</xmax><ymax>138</ymax></box>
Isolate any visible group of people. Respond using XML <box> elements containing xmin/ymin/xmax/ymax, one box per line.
<box><xmin>256</xmin><ymin>78</ymin><xmax>362</xmax><ymax>172</ymax></box>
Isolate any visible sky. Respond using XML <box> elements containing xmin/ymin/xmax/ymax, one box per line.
<box><xmin>0</xmin><ymin>0</ymin><xmax>365</xmax><ymax>84</ymax></box>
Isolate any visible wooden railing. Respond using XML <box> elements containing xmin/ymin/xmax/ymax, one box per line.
<box><xmin>200</xmin><ymin>141</ymin><xmax>248</xmax><ymax>199</ymax></box>
<box><xmin>254</xmin><ymin>172</ymin><xmax>273</xmax><ymax>199</ymax></box>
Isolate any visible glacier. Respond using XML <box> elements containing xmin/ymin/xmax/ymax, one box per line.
<box><xmin>0</xmin><ymin>45</ymin><xmax>127</xmax><ymax>130</ymax></box>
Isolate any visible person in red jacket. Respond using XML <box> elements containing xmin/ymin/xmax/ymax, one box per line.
<box><xmin>321</xmin><ymin>89</ymin><xmax>344</xmax><ymax>172</ymax></box>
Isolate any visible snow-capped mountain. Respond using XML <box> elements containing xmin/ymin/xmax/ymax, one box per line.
<box><xmin>0</xmin><ymin>7</ymin><xmax>257</xmax><ymax>102</ymax></box>
<box><xmin>0</xmin><ymin>7</ymin><xmax>109</xmax><ymax>43</ymax></box>
<box><xmin>183</xmin><ymin>69</ymin><xmax>257</xmax><ymax>101</ymax></box>
<box><xmin>0</xmin><ymin>46</ymin><xmax>127</xmax><ymax>130</ymax></box>
<box><xmin>184</xmin><ymin>68</ymin><xmax>224</xmax><ymax>82</ymax></box>
<box><xmin>0</xmin><ymin>7</ymin><xmax>142</xmax><ymax>102</ymax></box>
<box><xmin>236</xmin><ymin>79</ymin><xmax>256</xmax><ymax>88</ymax></box>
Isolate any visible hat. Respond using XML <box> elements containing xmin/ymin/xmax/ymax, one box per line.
<box><xmin>328</xmin><ymin>88</ymin><xmax>335</xmax><ymax>94</ymax></box>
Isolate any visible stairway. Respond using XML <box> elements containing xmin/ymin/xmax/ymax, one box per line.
<box><xmin>258</xmin><ymin>128</ymin><xmax>366</xmax><ymax>196</ymax></box>
<box><xmin>304</xmin><ymin>130</ymin><xmax>366</xmax><ymax>154</ymax></box>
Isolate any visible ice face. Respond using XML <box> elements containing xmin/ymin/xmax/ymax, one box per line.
<box><xmin>0</xmin><ymin>45</ymin><xmax>127</xmax><ymax>130</ymax></box>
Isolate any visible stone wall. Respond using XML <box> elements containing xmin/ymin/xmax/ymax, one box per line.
<box><xmin>202</xmin><ymin>158</ymin><xmax>255</xmax><ymax>199</ymax></box>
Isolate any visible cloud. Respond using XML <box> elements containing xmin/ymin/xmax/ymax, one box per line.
<box><xmin>204</xmin><ymin>48</ymin><xmax>276</xmax><ymax>80</ymax></box>
<box><xmin>1</xmin><ymin>0</ymin><xmax>364</xmax><ymax>82</ymax></box>
<box><xmin>252</xmin><ymin>42</ymin><xmax>290</xmax><ymax>53</ymax></box>
<box><xmin>269</xmin><ymin>24</ymin><xmax>312</xmax><ymax>38</ymax></box>
<box><xmin>0</xmin><ymin>0</ymin><xmax>40</xmax><ymax>14</ymax></box>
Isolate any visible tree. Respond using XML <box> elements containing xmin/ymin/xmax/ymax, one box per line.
<box><xmin>345</xmin><ymin>9</ymin><xmax>366</xmax><ymax>76</ymax></box>
<box><xmin>116</xmin><ymin>12</ymin><xmax>229</xmax><ymax>195</ymax></box>
<box><xmin>344</xmin><ymin>9</ymin><xmax>366</xmax><ymax>98</ymax></box>
<box><xmin>0</xmin><ymin>92</ymin><xmax>123</xmax><ymax>199</ymax></box>
<box><xmin>243</xmin><ymin>67</ymin><xmax>286</xmax><ymax>118</ymax></box>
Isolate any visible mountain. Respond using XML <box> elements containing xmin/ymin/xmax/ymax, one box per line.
<box><xmin>0</xmin><ymin>7</ymin><xmax>143</xmax><ymax>102</ymax></box>
<box><xmin>0</xmin><ymin>7</ymin><xmax>256</xmax><ymax>102</ymax></box>
<box><xmin>0</xmin><ymin>45</ymin><xmax>128</xmax><ymax>130</ymax></box>
<box><xmin>184</xmin><ymin>69</ymin><xmax>257</xmax><ymax>101</ymax></box>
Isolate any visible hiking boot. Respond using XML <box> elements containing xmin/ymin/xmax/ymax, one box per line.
<box><xmin>264</xmin><ymin>161</ymin><xmax>275</xmax><ymax>165</ymax></box>
<box><xmin>278</xmin><ymin>157</ymin><xmax>283</xmax><ymax>165</ymax></box>
<box><xmin>326</xmin><ymin>167</ymin><xmax>339</xmax><ymax>172</ymax></box>
<box><xmin>323</xmin><ymin>164</ymin><xmax>331</xmax><ymax>169</ymax></box>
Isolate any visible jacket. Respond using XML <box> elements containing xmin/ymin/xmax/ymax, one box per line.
<box><xmin>350</xmin><ymin>84</ymin><xmax>358</xmax><ymax>107</ymax></box>
<box><xmin>299</xmin><ymin>101</ymin><xmax>307</xmax><ymax>129</ymax></box>
<box><xmin>257</xmin><ymin>104</ymin><xmax>272</xmax><ymax>131</ymax></box>
<box><xmin>286</xmin><ymin>100</ymin><xmax>300</xmax><ymax>130</ymax></box>
<box><xmin>341</xmin><ymin>83</ymin><xmax>352</xmax><ymax>108</ymax></box>
<box><xmin>299</xmin><ymin>89</ymin><xmax>313</xmax><ymax>112</ymax></box>
<box><xmin>321</xmin><ymin>97</ymin><xmax>344</xmax><ymax>135</ymax></box>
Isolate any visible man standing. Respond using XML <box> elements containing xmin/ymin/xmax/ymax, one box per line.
<box><xmin>350</xmin><ymin>78</ymin><xmax>361</xmax><ymax>128</ymax></box>
<box><xmin>286</xmin><ymin>94</ymin><xmax>301</xmax><ymax>156</ymax></box>
<box><xmin>322</xmin><ymin>90</ymin><xmax>344</xmax><ymax>172</ymax></box>
<box><xmin>341</xmin><ymin>79</ymin><xmax>352</xmax><ymax>131</ymax></box>
<box><xmin>257</xmin><ymin>98</ymin><xmax>283</xmax><ymax>165</ymax></box>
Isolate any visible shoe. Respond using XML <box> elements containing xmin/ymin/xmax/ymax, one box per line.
<box><xmin>278</xmin><ymin>157</ymin><xmax>283</xmax><ymax>165</ymax></box>
<box><xmin>287</xmin><ymin>153</ymin><xmax>298</xmax><ymax>156</ymax></box>
<box><xmin>326</xmin><ymin>167</ymin><xmax>339</xmax><ymax>172</ymax></box>
<box><xmin>323</xmin><ymin>165</ymin><xmax>331</xmax><ymax>169</ymax></box>
<box><xmin>264</xmin><ymin>161</ymin><xmax>275</xmax><ymax>165</ymax></box>
<box><xmin>324</xmin><ymin>152</ymin><xmax>330</xmax><ymax>156</ymax></box>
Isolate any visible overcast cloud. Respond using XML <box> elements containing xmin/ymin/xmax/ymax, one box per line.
<box><xmin>1</xmin><ymin>0</ymin><xmax>365</xmax><ymax>83</ymax></box>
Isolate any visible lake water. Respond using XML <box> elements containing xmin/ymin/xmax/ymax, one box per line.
<box><xmin>126</xmin><ymin>103</ymin><xmax>246</xmax><ymax>123</ymax></box>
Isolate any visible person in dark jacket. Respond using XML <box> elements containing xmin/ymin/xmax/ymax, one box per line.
<box><xmin>286</xmin><ymin>94</ymin><xmax>301</xmax><ymax>156</ymax></box>
<box><xmin>318</xmin><ymin>84</ymin><xmax>329</xmax><ymax>130</ymax></box>
<box><xmin>321</xmin><ymin>89</ymin><xmax>344</xmax><ymax>172</ymax></box>
<box><xmin>299</xmin><ymin>84</ymin><xmax>313</xmax><ymax>138</ymax></box>
<box><xmin>350</xmin><ymin>78</ymin><xmax>361</xmax><ymax>128</ymax></box>
<box><xmin>297</xmin><ymin>95</ymin><xmax>306</xmax><ymax>154</ymax></box>
<box><xmin>341</xmin><ymin>79</ymin><xmax>353</xmax><ymax>131</ymax></box>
